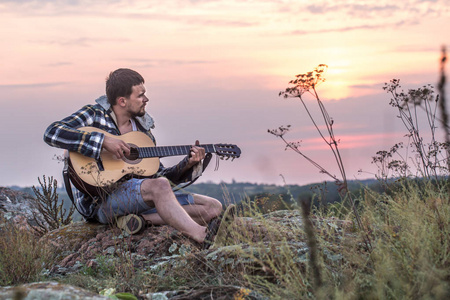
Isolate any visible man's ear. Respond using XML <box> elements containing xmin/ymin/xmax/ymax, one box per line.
<box><xmin>117</xmin><ymin>96</ymin><xmax>127</xmax><ymax>107</ymax></box>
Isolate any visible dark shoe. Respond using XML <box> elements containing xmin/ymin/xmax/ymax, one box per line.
<box><xmin>116</xmin><ymin>214</ymin><xmax>145</xmax><ymax>235</ymax></box>
<box><xmin>203</xmin><ymin>216</ymin><xmax>222</xmax><ymax>250</ymax></box>
<box><xmin>203</xmin><ymin>204</ymin><xmax>236</xmax><ymax>249</ymax></box>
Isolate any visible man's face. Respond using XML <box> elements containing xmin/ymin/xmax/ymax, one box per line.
<box><xmin>126</xmin><ymin>83</ymin><xmax>148</xmax><ymax>117</ymax></box>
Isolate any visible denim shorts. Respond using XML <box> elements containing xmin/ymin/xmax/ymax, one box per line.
<box><xmin>95</xmin><ymin>178</ymin><xmax>194</xmax><ymax>224</ymax></box>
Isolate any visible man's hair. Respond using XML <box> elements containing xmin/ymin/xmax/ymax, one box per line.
<box><xmin>106</xmin><ymin>68</ymin><xmax>145</xmax><ymax>105</ymax></box>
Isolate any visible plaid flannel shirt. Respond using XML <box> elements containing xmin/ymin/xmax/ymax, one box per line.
<box><xmin>44</xmin><ymin>96</ymin><xmax>195</xmax><ymax>218</ymax></box>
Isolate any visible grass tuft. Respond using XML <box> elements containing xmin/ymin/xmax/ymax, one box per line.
<box><xmin>0</xmin><ymin>217</ymin><xmax>54</xmax><ymax>286</ymax></box>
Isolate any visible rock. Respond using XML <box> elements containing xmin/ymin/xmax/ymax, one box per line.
<box><xmin>141</xmin><ymin>285</ymin><xmax>267</xmax><ymax>300</ymax></box>
<box><xmin>41</xmin><ymin>211</ymin><xmax>299</xmax><ymax>276</ymax></box>
<box><xmin>42</xmin><ymin>221</ymin><xmax>201</xmax><ymax>276</ymax></box>
<box><xmin>40</xmin><ymin>209</ymin><xmax>351</xmax><ymax>278</ymax></box>
<box><xmin>0</xmin><ymin>187</ymin><xmax>43</xmax><ymax>231</ymax></box>
<box><xmin>0</xmin><ymin>281</ymin><xmax>108</xmax><ymax>300</ymax></box>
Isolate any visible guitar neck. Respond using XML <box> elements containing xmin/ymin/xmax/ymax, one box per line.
<box><xmin>137</xmin><ymin>144</ymin><xmax>216</xmax><ymax>158</ymax></box>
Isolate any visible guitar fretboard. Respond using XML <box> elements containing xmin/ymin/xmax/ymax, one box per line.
<box><xmin>137</xmin><ymin>144</ymin><xmax>216</xmax><ymax>158</ymax></box>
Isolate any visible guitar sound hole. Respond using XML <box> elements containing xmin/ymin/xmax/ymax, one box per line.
<box><xmin>122</xmin><ymin>144</ymin><xmax>143</xmax><ymax>165</ymax></box>
<box><xmin>126</xmin><ymin>147</ymin><xmax>139</xmax><ymax>161</ymax></box>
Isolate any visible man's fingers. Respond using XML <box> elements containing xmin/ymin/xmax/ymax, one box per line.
<box><xmin>190</xmin><ymin>147</ymin><xmax>205</xmax><ymax>160</ymax></box>
<box><xmin>121</xmin><ymin>141</ymin><xmax>131</xmax><ymax>150</ymax></box>
<box><xmin>122</xmin><ymin>147</ymin><xmax>131</xmax><ymax>156</ymax></box>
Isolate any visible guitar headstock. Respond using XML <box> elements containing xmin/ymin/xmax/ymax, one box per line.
<box><xmin>214</xmin><ymin>144</ymin><xmax>241</xmax><ymax>160</ymax></box>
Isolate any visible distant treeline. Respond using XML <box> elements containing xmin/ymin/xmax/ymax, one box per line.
<box><xmin>9</xmin><ymin>178</ymin><xmax>385</xmax><ymax>217</ymax></box>
<box><xmin>182</xmin><ymin>178</ymin><xmax>380</xmax><ymax>205</ymax></box>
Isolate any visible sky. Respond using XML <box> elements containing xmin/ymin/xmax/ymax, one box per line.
<box><xmin>1</xmin><ymin>0</ymin><xmax>449</xmax><ymax>188</ymax></box>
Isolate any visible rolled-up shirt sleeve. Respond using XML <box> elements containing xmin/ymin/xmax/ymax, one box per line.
<box><xmin>157</xmin><ymin>156</ymin><xmax>202</xmax><ymax>186</ymax></box>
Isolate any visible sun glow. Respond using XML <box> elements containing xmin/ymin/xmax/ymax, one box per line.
<box><xmin>320</xmin><ymin>80</ymin><xmax>352</xmax><ymax>100</ymax></box>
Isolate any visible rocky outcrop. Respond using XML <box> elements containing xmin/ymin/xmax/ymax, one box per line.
<box><xmin>41</xmin><ymin>209</ymin><xmax>349</xmax><ymax>279</ymax></box>
<box><xmin>0</xmin><ymin>281</ymin><xmax>108</xmax><ymax>300</ymax></box>
<box><xmin>0</xmin><ymin>187</ymin><xmax>43</xmax><ymax>231</ymax></box>
<box><xmin>41</xmin><ymin>210</ymin><xmax>312</xmax><ymax>276</ymax></box>
<box><xmin>42</xmin><ymin>221</ymin><xmax>201</xmax><ymax>276</ymax></box>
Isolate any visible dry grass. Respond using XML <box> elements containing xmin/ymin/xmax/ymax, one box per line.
<box><xmin>220</xmin><ymin>179</ymin><xmax>450</xmax><ymax>299</ymax></box>
<box><xmin>352</xmin><ymin>180</ymin><xmax>450</xmax><ymax>299</ymax></box>
<box><xmin>0</xmin><ymin>218</ymin><xmax>54</xmax><ymax>286</ymax></box>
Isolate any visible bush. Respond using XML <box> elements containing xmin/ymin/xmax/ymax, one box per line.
<box><xmin>30</xmin><ymin>175</ymin><xmax>75</xmax><ymax>236</ymax></box>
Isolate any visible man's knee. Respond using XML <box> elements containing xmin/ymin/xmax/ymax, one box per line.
<box><xmin>141</xmin><ymin>177</ymin><xmax>172</xmax><ymax>205</ymax></box>
<box><xmin>200</xmin><ymin>196</ymin><xmax>222</xmax><ymax>218</ymax></box>
<box><xmin>211</xmin><ymin>198</ymin><xmax>223</xmax><ymax>215</ymax></box>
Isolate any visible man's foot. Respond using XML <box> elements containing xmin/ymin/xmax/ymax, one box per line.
<box><xmin>203</xmin><ymin>204</ymin><xmax>236</xmax><ymax>249</ymax></box>
<box><xmin>116</xmin><ymin>214</ymin><xmax>145</xmax><ymax>235</ymax></box>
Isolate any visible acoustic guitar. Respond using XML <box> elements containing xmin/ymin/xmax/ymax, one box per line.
<box><xmin>68</xmin><ymin>127</ymin><xmax>241</xmax><ymax>196</ymax></box>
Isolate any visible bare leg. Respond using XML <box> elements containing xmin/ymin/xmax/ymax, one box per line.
<box><xmin>142</xmin><ymin>194</ymin><xmax>222</xmax><ymax>226</ymax></box>
<box><xmin>140</xmin><ymin>177</ymin><xmax>207</xmax><ymax>243</ymax></box>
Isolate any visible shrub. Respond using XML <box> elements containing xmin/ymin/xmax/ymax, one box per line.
<box><xmin>30</xmin><ymin>175</ymin><xmax>75</xmax><ymax>236</ymax></box>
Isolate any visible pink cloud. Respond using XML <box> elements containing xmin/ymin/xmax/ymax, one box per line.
<box><xmin>282</xmin><ymin>132</ymin><xmax>401</xmax><ymax>151</ymax></box>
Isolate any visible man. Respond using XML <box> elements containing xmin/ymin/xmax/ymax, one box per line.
<box><xmin>44</xmin><ymin>68</ymin><xmax>229</xmax><ymax>247</ymax></box>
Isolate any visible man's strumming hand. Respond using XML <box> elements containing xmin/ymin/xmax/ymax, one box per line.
<box><xmin>102</xmin><ymin>135</ymin><xmax>131</xmax><ymax>159</ymax></box>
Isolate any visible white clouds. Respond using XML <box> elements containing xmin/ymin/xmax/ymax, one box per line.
<box><xmin>30</xmin><ymin>37</ymin><xmax>131</xmax><ymax>47</ymax></box>
<box><xmin>298</xmin><ymin>0</ymin><xmax>449</xmax><ymax>17</ymax></box>
<box><xmin>2</xmin><ymin>0</ymin><xmax>447</xmax><ymax>35</ymax></box>
<box><xmin>275</xmin><ymin>0</ymin><xmax>449</xmax><ymax>35</ymax></box>
<box><xmin>126</xmin><ymin>58</ymin><xmax>215</xmax><ymax>69</ymax></box>
<box><xmin>290</xmin><ymin>20</ymin><xmax>418</xmax><ymax>35</ymax></box>
<box><xmin>0</xmin><ymin>82</ymin><xmax>68</xmax><ymax>89</ymax></box>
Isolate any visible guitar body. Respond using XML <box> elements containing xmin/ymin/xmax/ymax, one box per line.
<box><xmin>68</xmin><ymin>127</ymin><xmax>160</xmax><ymax>195</ymax></box>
